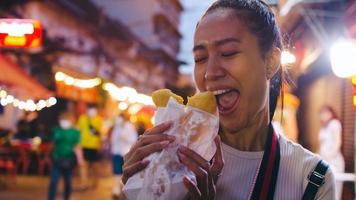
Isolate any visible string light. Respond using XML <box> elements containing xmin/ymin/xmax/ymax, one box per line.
<box><xmin>118</xmin><ymin>102</ymin><xmax>129</xmax><ymax>111</ymax></box>
<box><xmin>103</xmin><ymin>83</ymin><xmax>154</xmax><ymax>106</ymax></box>
<box><xmin>128</xmin><ymin>104</ymin><xmax>143</xmax><ymax>115</ymax></box>
<box><xmin>55</xmin><ymin>71</ymin><xmax>101</xmax><ymax>88</ymax></box>
<box><xmin>0</xmin><ymin>88</ymin><xmax>57</xmax><ymax>111</ymax></box>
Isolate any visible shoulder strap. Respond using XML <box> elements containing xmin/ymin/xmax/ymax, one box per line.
<box><xmin>302</xmin><ymin>160</ymin><xmax>329</xmax><ymax>200</ymax></box>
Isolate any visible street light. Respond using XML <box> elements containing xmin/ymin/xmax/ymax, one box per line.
<box><xmin>330</xmin><ymin>39</ymin><xmax>356</xmax><ymax>78</ymax></box>
<box><xmin>281</xmin><ymin>50</ymin><xmax>296</xmax><ymax>65</ymax></box>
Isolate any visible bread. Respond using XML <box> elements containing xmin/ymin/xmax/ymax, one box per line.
<box><xmin>187</xmin><ymin>91</ymin><xmax>216</xmax><ymax>114</ymax></box>
<box><xmin>151</xmin><ymin>89</ymin><xmax>184</xmax><ymax>107</ymax></box>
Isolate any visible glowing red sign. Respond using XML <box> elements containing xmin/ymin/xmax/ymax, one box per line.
<box><xmin>0</xmin><ymin>19</ymin><xmax>42</xmax><ymax>48</ymax></box>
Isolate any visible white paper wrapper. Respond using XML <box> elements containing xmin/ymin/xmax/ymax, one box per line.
<box><xmin>123</xmin><ymin>97</ymin><xmax>219</xmax><ymax>200</ymax></box>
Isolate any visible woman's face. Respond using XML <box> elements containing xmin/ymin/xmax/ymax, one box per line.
<box><xmin>193</xmin><ymin>9</ymin><xmax>273</xmax><ymax>133</ymax></box>
<box><xmin>320</xmin><ymin>108</ymin><xmax>332</xmax><ymax>124</ymax></box>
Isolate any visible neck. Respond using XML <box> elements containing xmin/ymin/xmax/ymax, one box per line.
<box><xmin>220</xmin><ymin>108</ymin><xmax>270</xmax><ymax>152</ymax></box>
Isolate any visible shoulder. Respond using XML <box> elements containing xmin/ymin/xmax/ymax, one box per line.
<box><xmin>69</xmin><ymin>128</ymin><xmax>80</xmax><ymax>134</ymax></box>
<box><xmin>329</xmin><ymin>119</ymin><xmax>342</xmax><ymax>129</ymax></box>
<box><xmin>78</xmin><ymin>115</ymin><xmax>87</xmax><ymax>123</ymax></box>
<box><xmin>278</xmin><ymin>136</ymin><xmax>335</xmax><ymax>199</ymax></box>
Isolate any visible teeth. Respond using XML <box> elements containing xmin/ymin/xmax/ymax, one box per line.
<box><xmin>213</xmin><ymin>89</ymin><xmax>231</xmax><ymax>96</ymax></box>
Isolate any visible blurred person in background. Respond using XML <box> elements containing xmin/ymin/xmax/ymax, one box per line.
<box><xmin>14</xmin><ymin>111</ymin><xmax>38</xmax><ymax>140</ymax></box>
<box><xmin>318</xmin><ymin>106</ymin><xmax>345</xmax><ymax>200</ymax></box>
<box><xmin>77</xmin><ymin>104</ymin><xmax>103</xmax><ymax>189</ymax></box>
<box><xmin>48</xmin><ymin>111</ymin><xmax>83</xmax><ymax>200</ymax></box>
<box><xmin>110</xmin><ymin>113</ymin><xmax>138</xmax><ymax>199</ymax></box>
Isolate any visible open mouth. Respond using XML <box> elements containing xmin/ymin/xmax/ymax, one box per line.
<box><xmin>213</xmin><ymin>89</ymin><xmax>240</xmax><ymax>116</ymax></box>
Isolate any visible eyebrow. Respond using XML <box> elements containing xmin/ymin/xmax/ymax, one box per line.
<box><xmin>193</xmin><ymin>37</ymin><xmax>241</xmax><ymax>52</ymax></box>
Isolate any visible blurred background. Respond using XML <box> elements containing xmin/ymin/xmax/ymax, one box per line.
<box><xmin>0</xmin><ymin>0</ymin><xmax>355</xmax><ymax>199</ymax></box>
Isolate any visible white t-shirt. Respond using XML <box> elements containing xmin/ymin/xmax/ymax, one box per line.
<box><xmin>111</xmin><ymin>120</ymin><xmax>138</xmax><ymax>156</ymax></box>
<box><xmin>319</xmin><ymin>119</ymin><xmax>345</xmax><ymax>173</ymax></box>
<box><xmin>216</xmin><ymin>134</ymin><xmax>335</xmax><ymax>200</ymax></box>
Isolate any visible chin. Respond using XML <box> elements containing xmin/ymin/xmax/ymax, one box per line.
<box><xmin>219</xmin><ymin>116</ymin><xmax>245</xmax><ymax>134</ymax></box>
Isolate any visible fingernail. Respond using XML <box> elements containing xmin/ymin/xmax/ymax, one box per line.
<box><xmin>160</xmin><ymin>141</ymin><xmax>170</xmax><ymax>146</ymax></box>
<box><xmin>163</xmin><ymin>121</ymin><xmax>172</xmax><ymax>126</ymax></box>
<box><xmin>168</xmin><ymin>135</ymin><xmax>176</xmax><ymax>140</ymax></box>
<box><xmin>141</xmin><ymin>160</ymin><xmax>149</xmax><ymax>165</ymax></box>
<box><xmin>178</xmin><ymin>151</ymin><xmax>185</xmax><ymax>159</ymax></box>
<box><xmin>178</xmin><ymin>145</ymin><xmax>186</xmax><ymax>152</ymax></box>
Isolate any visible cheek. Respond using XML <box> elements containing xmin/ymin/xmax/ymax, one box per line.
<box><xmin>194</xmin><ymin>66</ymin><xmax>206</xmax><ymax>91</ymax></box>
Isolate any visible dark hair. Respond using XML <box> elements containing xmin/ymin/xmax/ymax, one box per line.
<box><xmin>204</xmin><ymin>0</ymin><xmax>284</xmax><ymax>121</ymax></box>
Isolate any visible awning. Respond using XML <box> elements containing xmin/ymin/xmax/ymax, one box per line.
<box><xmin>0</xmin><ymin>53</ymin><xmax>53</xmax><ymax>99</ymax></box>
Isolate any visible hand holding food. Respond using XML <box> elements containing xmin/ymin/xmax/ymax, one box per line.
<box><xmin>123</xmin><ymin>89</ymin><xmax>219</xmax><ymax>200</ymax></box>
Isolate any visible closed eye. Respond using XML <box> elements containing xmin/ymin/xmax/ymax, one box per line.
<box><xmin>222</xmin><ymin>51</ymin><xmax>239</xmax><ymax>58</ymax></box>
<box><xmin>194</xmin><ymin>57</ymin><xmax>208</xmax><ymax>63</ymax></box>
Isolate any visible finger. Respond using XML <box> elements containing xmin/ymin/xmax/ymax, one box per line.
<box><xmin>183</xmin><ymin>176</ymin><xmax>201</xmax><ymax>200</ymax></box>
<box><xmin>144</xmin><ymin>121</ymin><xmax>172</xmax><ymax>135</ymax></box>
<box><xmin>122</xmin><ymin>160</ymin><xmax>149</xmax><ymax>184</ymax></box>
<box><xmin>178</xmin><ymin>146</ymin><xmax>210</xmax><ymax>171</ymax></box>
<box><xmin>178</xmin><ymin>151</ymin><xmax>208</xmax><ymax>199</ymax></box>
<box><xmin>208</xmin><ymin>171</ymin><xmax>216</xmax><ymax>200</ymax></box>
<box><xmin>127</xmin><ymin>134</ymin><xmax>175</xmax><ymax>159</ymax></box>
<box><xmin>126</xmin><ymin>141</ymin><xmax>170</xmax><ymax>164</ymax></box>
<box><xmin>211</xmin><ymin>135</ymin><xmax>224</xmax><ymax>183</ymax></box>
<box><xmin>139</xmin><ymin>134</ymin><xmax>175</xmax><ymax>147</ymax></box>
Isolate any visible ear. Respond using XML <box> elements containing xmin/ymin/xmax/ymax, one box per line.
<box><xmin>265</xmin><ymin>47</ymin><xmax>281</xmax><ymax>80</ymax></box>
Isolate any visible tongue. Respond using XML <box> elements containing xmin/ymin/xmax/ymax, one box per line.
<box><xmin>217</xmin><ymin>90</ymin><xmax>239</xmax><ymax>110</ymax></box>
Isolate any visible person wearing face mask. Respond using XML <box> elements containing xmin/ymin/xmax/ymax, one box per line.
<box><xmin>110</xmin><ymin>114</ymin><xmax>138</xmax><ymax>199</ymax></box>
<box><xmin>48</xmin><ymin>112</ymin><xmax>83</xmax><ymax>200</ymax></box>
<box><xmin>318</xmin><ymin>106</ymin><xmax>344</xmax><ymax>200</ymax></box>
<box><xmin>77</xmin><ymin>104</ymin><xmax>103</xmax><ymax>189</ymax></box>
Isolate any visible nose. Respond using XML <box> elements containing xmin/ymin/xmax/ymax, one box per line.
<box><xmin>204</xmin><ymin>55</ymin><xmax>226</xmax><ymax>81</ymax></box>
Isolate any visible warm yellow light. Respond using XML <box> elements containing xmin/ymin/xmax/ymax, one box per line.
<box><xmin>37</xmin><ymin>99</ymin><xmax>46</xmax><ymax>108</ymax></box>
<box><xmin>130</xmin><ymin>115</ymin><xmax>137</xmax><ymax>123</ymax></box>
<box><xmin>0</xmin><ymin>90</ymin><xmax>7</xmax><ymax>98</ymax></box>
<box><xmin>0</xmin><ymin>21</ymin><xmax>34</xmax><ymax>36</ymax></box>
<box><xmin>64</xmin><ymin>77</ymin><xmax>75</xmax><ymax>85</ymax></box>
<box><xmin>118</xmin><ymin>102</ymin><xmax>129</xmax><ymax>111</ymax></box>
<box><xmin>13</xmin><ymin>99</ymin><xmax>19</xmax><ymax>107</ymax></box>
<box><xmin>330</xmin><ymin>39</ymin><xmax>356</xmax><ymax>78</ymax></box>
<box><xmin>18</xmin><ymin>101</ymin><xmax>26</xmax><ymax>109</ymax></box>
<box><xmin>352</xmin><ymin>76</ymin><xmax>356</xmax><ymax>85</ymax></box>
<box><xmin>75</xmin><ymin>78</ymin><xmax>101</xmax><ymax>88</ymax></box>
<box><xmin>48</xmin><ymin>97</ymin><xmax>57</xmax><ymax>106</ymax></box>
<box><xmin>128</xmin><ymin>104</ymin><xmax>143</xmax><ymax>115</ymax></box>
<box><xmin>32</xmin><ymin>136</ymin><xmax>42</xmax><ymax>146</ymax></box>
<box><xmin>353</xmin><ymin>95</ymin><xmax>356</xmax><ymax>107</ymax></box>
<box><xmin>26</xmin><ymin>100</ymin><xmax>36</xmax><ymax>111</ymax></box>
<box><xmin>4</xmin><ymin>36</ymin><xmax>26</xmax><ymax>46</ymax></box>
<box><xmin>55</xmin><ymin>72</ymin><xmax>66</xmax><ymax>81</ymax></box>
<box><xmin>0</xmin><ymin>98</ymin><xmax>7</xmax><ymax>106</ymax></box>
<box><xmin>57</xmin><ymin>71</ymin><xmax>100</xmax><ymax>88</ymax></box>
<box><xmin>104</xmin><ymin>83</ymin><xmax>154</xmax><ymax>105</ymax></box>
<box><xmin>6</xmin><ymin>95</ymin><xmax>14</xmax><ymax>103</ymax></box>
<box><xmin>281</xmin><ymin>50</ymin><xmax>296</xmax><ymax>65</ymax></box>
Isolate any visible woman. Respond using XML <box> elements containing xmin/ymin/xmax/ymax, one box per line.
<box><xmin>319</xmin><ymin>106</ymin><xmax>344</xmax><ymax>200</ymax></box>
<box><xmin>122</xmin><ymin>1</ymin><xmax>335</xmax><ymax>199</ymax></box>
<box><xmin>48</xmin><ymin>112</ymin><xmax>83</xmax><ymax>200</ymax></box>
<box><xmin>111</xmin><ymin>114</ymin><xmax>138</xmax><ymax>199</ymax></box>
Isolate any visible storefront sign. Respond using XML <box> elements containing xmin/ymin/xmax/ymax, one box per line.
<box><xmin>0</xmin><ymin>19</ymin><xmax>42</xmax><ymax>48</ymax></box>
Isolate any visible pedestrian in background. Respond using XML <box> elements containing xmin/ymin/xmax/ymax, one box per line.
<box><xmin>77</xmin><ymin>104</ymin><xmax>103</xmax><ymax>189</ymax></box>
<box><xmin>48</xmin><ymin>111</ymin><xmax>83</xmax><ymax>200</ymax></box>
<box><xmin>110</xmin><ymin>114</ymin><xmax>138</xmax><ymax>199</ymax></box>
<box><xmin>319</xmin><ymin>105</ymin><xmax>345</xmax><ymax>200</ymax></box>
